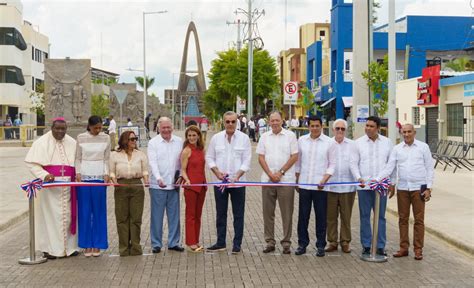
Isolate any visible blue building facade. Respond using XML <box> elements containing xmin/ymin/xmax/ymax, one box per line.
<box><xmin>307</xmin><ymin>0</ymin><xmax>474</xmax><ymax>119</ymax></box>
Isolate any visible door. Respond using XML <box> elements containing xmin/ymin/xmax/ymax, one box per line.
<box><xmin>425</xmin><ymin>107</ymin><xmax>439</xmax><ymax>150</ymax></box>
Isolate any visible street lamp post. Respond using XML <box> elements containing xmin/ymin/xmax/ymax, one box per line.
<box><xmin>143</xmin><ymin>10</ymin><xmax>167</xmax><ymax>124</ymax></box>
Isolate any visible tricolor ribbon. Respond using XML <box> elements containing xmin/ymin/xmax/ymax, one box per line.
<box><xmin>368</xmin><ymin>178</ymin><xmax>392</xmax><ymax>196</ymax></box>
<box><xmin>21</xmin><ymin>178</ymin><xmax>43</xmax><ymax>199</ymax></box>
<box><xmin>20</xmin><ymin>180</ymin><xmax>364</xmax><ymax>197</ymax></box>
<box><xmin>218</xmin><ymin>174</ymin><xmax>230</xmax><ymax>193</ymax></box>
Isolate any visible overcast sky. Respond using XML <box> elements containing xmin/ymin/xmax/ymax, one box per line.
<box><xmin>21</xmin><ymin>0</ymin><xmax>472</xmax><ymax>102</ymax></box>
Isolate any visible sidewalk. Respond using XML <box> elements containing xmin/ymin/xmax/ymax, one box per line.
<box><xmin>386</xmin><ymin>167</ymin><xmax>474</xmax><ymax>254</ymax></box>
<box><xmin>0</xmin><ymin>137</ymin><xmax>473</xmax><ymax>287</ymax></box>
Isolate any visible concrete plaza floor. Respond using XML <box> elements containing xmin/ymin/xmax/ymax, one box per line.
<box><xmin>0</xmin><ymin>131</ymin><xmax>473</xmax><ymax>287</ymax></box>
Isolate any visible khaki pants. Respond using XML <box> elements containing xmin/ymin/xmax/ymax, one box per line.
<box><xmin>397</xmin><ymin>190</ymin><xmax>425</xmax><ymax>252</ymax></box>
<box><xmin>326</xmin><ymin>192</ymin><xmax>356</xmax><ymax>247</ymax></box>
<box><xmin>109</xmin><ymin>132</ymin><xmax>116</xmax><ymax>151</ymax></box>
<box><xmin>262</xmin><ymin>186</ymin><xmax>294</xmax><ymax>248</ymax></box>
<box><xmin>114</xmin><ymin>178</ymin><xmax>144</xmax><ymax>256</ymax></box>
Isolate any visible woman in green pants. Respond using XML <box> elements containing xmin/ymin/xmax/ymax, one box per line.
<box><xmin>110</xmin><ymin>131</ymin><xmax>149</xmax><ymax>256</ymax></box>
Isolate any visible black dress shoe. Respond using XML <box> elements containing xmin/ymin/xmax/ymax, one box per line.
<box><xmin>231</xmin><ymin>247</ymin><xmax>241</xmax><ymax>254</ymax></box>
<box><xmin>168</xmin><ymin>246</ymin><xmax>184</xmax><ymax>252</ymax></box>
<box><xmin>206</xmin><ymin>244</ymin><xmax>226</xmax><ymax>252</ymax></box>
<box><xmin>152</xmin><ymin>247</ymin><xmax>161</xmax><ymax>254</ymax></box>
<box><xmin>376</xmin><ymin>248</ymin><xmax>387</xmax><ymax>256</ymax></box>
<box><xmin>316</xmin><ymin>248</ymin><xmax>325</xmax><ymax>257</ymax></box>
<box><xmin>43</xmin><ymin>252</ymin><xmax>57</xmax><ymax>260</ymax></box>
<box><xmin>282</xmin><ymin>247</ymin><xmax>291</xmax><ymax>254</ymax></box>
<box><xmin>362</xmin><ymin>247</ymin><xmax>371</xmax><ymax>255</ymax></box>
<box><xmin>262</xmin><ymin>246</ymin><xmax>275</xmax><ymax>253</ymax></box>
<box><xmin>295</xmin><ymin>246</ymin><xmax>306</xmax><ymax>255</ymax></box>
<box><xmin>69</xmin><ymin>251</ymin><xmax>79</xmax><ymax>257</ymax></box>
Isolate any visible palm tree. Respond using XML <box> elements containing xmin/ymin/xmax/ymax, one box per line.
<box><xmin>135</xmin><ymin>76</ymin><xmax>155</xmax><ymax>92</ymax></box>
<box><xmin>445</xmin><ymin>56</ymin><xmax>472</xmax><ymax>72</ymax></box>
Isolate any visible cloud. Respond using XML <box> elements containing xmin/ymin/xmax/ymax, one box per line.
<box><xmin>21</xmin><ymin>0</ymin><xmax>469</xmax><ymax>102</ymax></box>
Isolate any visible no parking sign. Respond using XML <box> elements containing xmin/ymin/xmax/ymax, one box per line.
<box><xmin>284</xmin><ymin>81</ymin><xmax>298</xmax><ymax>105</ymax></box>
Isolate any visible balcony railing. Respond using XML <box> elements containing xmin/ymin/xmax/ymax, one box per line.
<box><xmin>343</xmin><ymin>70</ymin><xmax>405</xmax><ymax>82</ymax></box>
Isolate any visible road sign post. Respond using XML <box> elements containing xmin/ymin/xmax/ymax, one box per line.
<box><xmin>284</xmin><ymin>81</ymin><xmax>298</xmax><ymax>121</ymax></box>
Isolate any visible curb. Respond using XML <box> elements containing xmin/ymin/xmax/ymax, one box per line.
<box><xmin>386</xmin><ymin>207</ymin><xmax>474</xmax><ymax>256</ymax></box>
<box><xmin>0</xmin><ymin>210</ymin><xmax>28</xmax><ymax>233</ymax></box>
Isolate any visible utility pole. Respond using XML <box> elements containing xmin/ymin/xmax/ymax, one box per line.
<box><xmin>236</xmin><ymin>1</ymin><xmax>264</xmax><ymax>118</ymax></box>
<box><xmin>388</xmin><ymin>0</ymin><xmax>397</xmax><ymax>143</ymax></box>
<box><xmin>227</xmin><ymin>18</ymin><xmax>248</xmax><ymax>112</ymax></box>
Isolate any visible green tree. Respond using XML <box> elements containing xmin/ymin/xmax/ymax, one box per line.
<box><xmin>362</xmin><ymin>54</ymin><xmax>388</xmax><ymax>117</ymax></box>
<box><xmin>203</xmin><ymin>46</ymin><xmax>280</xmax><ymax>120</ymax></box>
<box><xmin>445</xmin><ymin>56</ymin><xmax>472</xmax><ymax>72</ymax></box>
<box><xmin>91</xmin><ymin>93</ymin><xmax>109</xmax><ymax>118</ymax></box>
<box><xmin>135</xmin><ymin>76</ymin><xmax>155</xmax><ymax>92</ymax></box>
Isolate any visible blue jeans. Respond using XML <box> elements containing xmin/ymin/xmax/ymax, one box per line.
<box><xmin>357</xmin><ymin>190</ymin><xmax>387</xmax><ymax>249</ymax></box>
<box><xmin>77</xmin><ymin>180</ymin><xmax>108</xmax><ymax>249</ymax></box>
<box><xmin>214</xmin><ymin>186</ymin><xmax>245</xmax><ymax>249</ymax></box>
<box><xmin>297</xmin><ymin>189</ymin><xmax>327</xmax><ymax>249</ymax></box>
<box><xmin>149</xmin><ymin>188</ymin><xmax>181</xmax><ymax>248</ymax></box>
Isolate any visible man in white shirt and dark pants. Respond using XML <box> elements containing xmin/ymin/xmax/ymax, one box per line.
<box><xmin>206</xmin><ymin>111</ymin><xmax>252</xmax><ymax>254</ymax></box>
<box><xmin>375</xmin><ymin>123</ymin><xmax>433</xmax><ymax>260</ymax></box>
<box><xmin>326</xmin><ymin>119</ymin><xmax>357</xmax><ymax>254</ymax></box>
<box><xmin>350</xmin><ymin>116</ymin><xmax>395</xmax><ymax>256</ymax></box>
<box><xmin>148</xmin><ymin>117</ymin><xmax>184</xmax><ymax>253</ymax></box>
<box><xmin>257</xmin><ymin>111</ymin><xmax>298</xmax><ymax>254</ymax></box>
<box><xmin>108</xmin><ymin>115</ymin><xmax>117</xmax><ymax>151</ymax></box>
<box><xmin>294</xmin><ymin>116</ymin><xmax>335</xmax><ymax>257</ymax></box>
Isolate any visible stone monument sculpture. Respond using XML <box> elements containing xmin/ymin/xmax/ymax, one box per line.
<box><xmin>44</xmin><ymin>59</ymin><xmax>91</xmax><ymax>128</ymax></box>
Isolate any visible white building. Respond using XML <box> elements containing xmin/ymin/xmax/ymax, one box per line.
<box><xmin>0</xmin><ymin>0</ymin><xmax>49</xmax><ymax>126</ymax></box>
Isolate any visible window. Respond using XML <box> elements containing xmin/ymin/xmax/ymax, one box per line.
<box><xmin>396</xmin><ymin>108</ymin><xmax>399</xmax><ymax>122</ymax></box>
<box><xmin>32</xmin><ymin>45</ymin><xmax>35</xmax><ymax>60</ymax></box>
<box><xmin>0</xmin><ymin>66</ymin><xmax>25</xmax><ymax>85</ymax></box>
<box><xmin>32</xmin><ymin>77</ymin><xmax>35</xmax><ymax>90</ymax></box>
<box><xmin>412</xmin><ymin>107</ymin><xmax>420</xmax><ymax>125</ymax></box>
<box><xmin>345</xmin><ymin>59</ymin><xmax>350</xmax><ymax>71</ymax></box>
<box><xmin>447</xmin><ymin>103</ymin><xmax>463</xmax><ymax>137</ymax></box>
<box><xmin>35</xmin><ymin>79</ymin><xmax>43</xmax><ymax>92</ymax></box>
<box><xmin>319</xmin><ymin>30</ymin><xmax>325</xmax><ymax>37</ymax></box>
<box><xmin>0</xmin><ymin>27</ymin><xmax>27</xmax><ymax>50</ymax></box>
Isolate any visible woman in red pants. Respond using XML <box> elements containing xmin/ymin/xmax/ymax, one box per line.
<box><xmin>180</xmin><ymin>125</ymin><xmax>207</xmax><ymax>252</ymax></box>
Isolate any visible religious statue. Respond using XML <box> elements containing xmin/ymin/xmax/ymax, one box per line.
<box><xmin>68</xmin><ymin>80</ymin><xmax>87</xmax><ymax>123</ymax></box>
<box><xmin>49</xmin><ymin>80</ymin><xmax>64</xmax><ymax>116</ymax></box>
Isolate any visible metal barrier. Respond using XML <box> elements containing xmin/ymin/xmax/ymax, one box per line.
<box><xmin>0</xmin><ymin>126</ymin><xmax>46</xmax><ymax>144</ymax></box>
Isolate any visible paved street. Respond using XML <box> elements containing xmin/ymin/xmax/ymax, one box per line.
<box><xmin>0</xmin><ymin>135</ymin><xmax>473</xmax><ymax>287</ymax></box>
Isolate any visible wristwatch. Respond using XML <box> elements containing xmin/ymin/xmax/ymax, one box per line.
<box><xmin>279</xmin><ymin>169</ymin><xmax>285</xmax><ymax>175</ymax></box>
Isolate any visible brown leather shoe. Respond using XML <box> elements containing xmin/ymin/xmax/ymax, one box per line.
<box><xmin>325</xmin><ymin>245</ymin><xmax>338</xmax><ymax>252</ymax></box>
<box><xmin>262</xmin><ymin>246</ymin><xmax>275</xmax><ymax>253</ymax></box>
<box><xmin>393</xmin><ymin>250</ymin><xmax>409</xmax><ymax>257</ymax></box>
<box><xmin>414</xmin><ymin>250</ymin><xmax>423</xmax><ymax>260</ymax></box>
<box><xmin>282</xmin><ymin>247</ymin><xmax>291</xmax><ymax>254</ymax></box>
<box><xmin>341</xmin><ymin>244</ymin><xmax>351</xmax><ymax>253</ymax></box>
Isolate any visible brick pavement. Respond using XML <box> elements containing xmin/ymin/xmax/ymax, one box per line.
<box><xmin>0</xmin><ymin>141</ymin><xmax>473</xmax><ymax>287</ymax></box>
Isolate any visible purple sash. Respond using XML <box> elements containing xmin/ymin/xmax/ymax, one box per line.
<box><xmin>43</xmin><ymin>165</ymin><xmax>77</xmax><ymax>235</ymax></box>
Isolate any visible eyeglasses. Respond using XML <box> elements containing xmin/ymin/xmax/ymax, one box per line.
<box><xmin>225</xmin><ymin>120</ymin><xmax>236</xmax><ymax>124</ymax></box>
<box><xmin>129</xmin><ymin>137</ymin><xmax>138</xmax><ymax>142</ymax></box>
<box><xmin>335</xmin><ymin>127</ymin><xmax>346</xmax><ymax>131</ymax></box>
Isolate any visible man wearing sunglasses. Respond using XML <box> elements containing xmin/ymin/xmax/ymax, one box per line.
<box><xmin>325</xmin><ymin>119</ymin><xmax>357</xmax><ymax>254</ymax></box>
<box><xmin>206</xmin><ymin>111</ymin><xmax>252</xmax><ymax>254</ymax></box>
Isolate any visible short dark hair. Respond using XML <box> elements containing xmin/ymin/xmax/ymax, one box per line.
<box><xmin>307</xmin><ymin>115</ymin><xmax>322</xmax><ymax>126</ymax></box>
<box><xmin>87</xmin><ymin>115</ymin><xmax>102</xmax><ymax>131</ymax></box>
<box><xmin>52</xmin><ymin>119</ymin><xmax>66</xmax><ymax>127</ymax></box>
<box><xmin>367</xmin><ymin>116</ymin><xmax>381</xmax><ymax>128</ymax></box>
